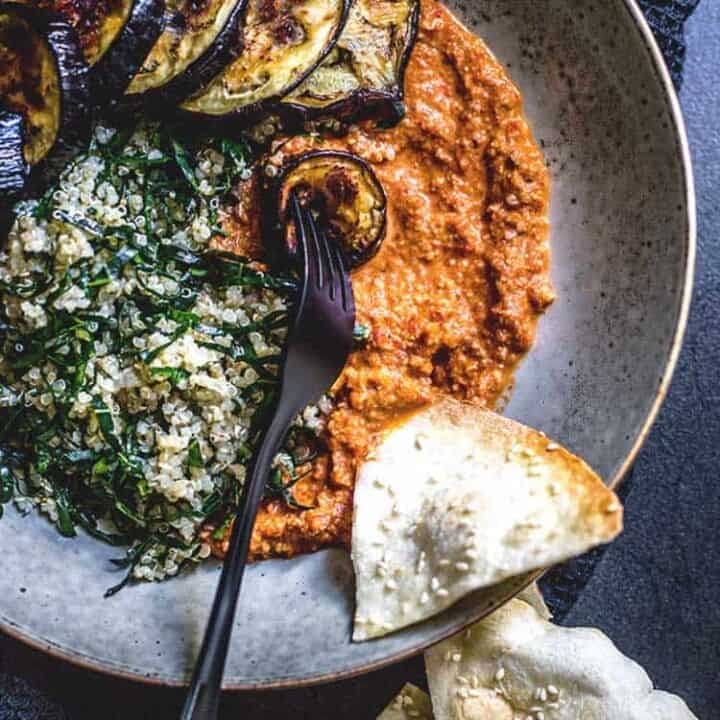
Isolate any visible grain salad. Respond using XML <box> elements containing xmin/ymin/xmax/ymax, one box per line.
<box><xmin>0</xmin><ymin>122</ymin><xmax>330</xmax><ymax>592</ymax></box>
<box><xmin>0</xmin><ymin>0</ymin><xmax>555</xmax><ymax>588</ymax></box>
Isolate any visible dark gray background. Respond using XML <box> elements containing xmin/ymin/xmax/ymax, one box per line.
<box><xmin>561</xmin><ymin>1</ymin><xmax>720</xmax><ymax>714</ymax></box>
<box><xmin>1</xmin><ymin>1</ymin><xmax>718</xmax><ymax>718</ymax></box>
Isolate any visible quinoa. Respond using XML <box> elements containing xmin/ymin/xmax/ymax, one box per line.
<box><xmin>0</xmin><ymin>122</ymin><xmax>332</xmax><ymax>592</ymax></box>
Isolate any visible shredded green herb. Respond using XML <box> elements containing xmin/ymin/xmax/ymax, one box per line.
<box><xmin>0</xmin><ymin>122</ymin><xmax>330</xmax><ymax>592</ymax></box>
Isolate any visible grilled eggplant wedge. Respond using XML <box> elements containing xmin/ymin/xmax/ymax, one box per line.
<box><xmin>88</xmin><ymin>0</ymin><xmax>166</xmax><ymax>103</ymax></box>
<box><xmin>32</xmin><ymin>0</ymin><xmax>166</xmax><ymax>102</ymax></box>
<box><xmin>125</xmin><ymin>0</ymin><xmax>247</xmax><ymax>104</ymax></box>
<box><xmin>181</xmin><ymin>0</ymin><xmax>349</xmax><ymax>121</ymax></box>
<box><xmin>0</xmin><ymin>2</ymin><xmax>90</xmax><ymax>190</ymax></box>
<box><xmin>266</xmin><ymin>150</ymin><xmax>386</xmax><ymax>268</ymax></box>
<box><xmin>281</xmin><ymin>0</ymin><xmax>419</xmax><ymax>126</ymax></box>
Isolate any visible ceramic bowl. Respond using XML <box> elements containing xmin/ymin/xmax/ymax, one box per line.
<box><xmin>0</xmin><ymin>0</ymin><xmax>694</xmax><ymax>688</ymax></box>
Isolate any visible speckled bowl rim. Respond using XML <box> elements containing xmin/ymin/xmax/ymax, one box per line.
<box><xmin>0</xmin><ymin>0</ymin><xmax>697</xmax><ymax>691</ymax></box>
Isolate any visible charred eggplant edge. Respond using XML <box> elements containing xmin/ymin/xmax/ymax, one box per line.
<box><xmin>178</xmin><ymin>0</ymin><xmax>351</xmax><ymax>127</ymax></box>
<box><xmin>0</xmin><ymin>2</ymin><xmax>91</xmax><ymax>194</ymax></box>
<box><xmin>126</xmin><ymin>0</ymin><xmax>249</xmax><ymax>107</ymax></box>
<box><xmin>280</xmin><ymin>0</ymin><xmax>420</xmax><ymax>127</ymax></box>
<box><xmin>90</xmin><ymin>0</ymin><xmax>166</xmax><ymax>105</ymax></box>
<box><xmin>0</xmin><ymin>110</ymin><xmax>28</xmax><ymax>195</ymax></box>
<box><xmin>264</xmin><ymin>149</ymin><xmax>387</xmax><ymax>270</ymax></box>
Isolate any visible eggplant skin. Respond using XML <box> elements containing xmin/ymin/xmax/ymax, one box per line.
<box><xmin>0</xmin><ymin>110</ymin><xmax>27</xmax><ymax>196</ymax></box>
<box><xmin>126</xmin><ymin>0</ymin><xmax>249</xmax><ymax>106</ymax></box>
<box><xmin>281</xmin><ymin>0</ymin><xmax>419</xmax><ymax>127</ymax></box>
<box><xmin>0</xmin><ymin>2</ymin><xmax>91</xmax><ymax>192</ymax></box>
<box><xmin>0</xmin><ymin>7</ymin><xmax>60</xmax><ymax>165</ymax></box>
<box><xmin>265</xmin><ymin>149</ymin><xmax>387</xmax><ymax>269</ymax></box>
<box><xmin>90</xmin><ymin>0</ymin><xmax>166</xmax><ymax>104</ymax></box>
<box><xmin>0</xmin><ymin>110</ymin><xmax>27</xmax><ymax>236</ymax></box>
<box><xmin>180</xmin><ymin>0</ymin><xmax>350</xmax><ymax>124</ymax></box>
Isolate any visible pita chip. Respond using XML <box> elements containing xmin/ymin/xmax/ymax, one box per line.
<box><xmin>425</xmin><ymin>598</ymin><xmax>698</xmax><ymax>719</ymax></box>
<box><xmin>377</xmin><ymin>683</ymin><xmax>434</xmax><ymax>720</ymax></box>
<box><xmin>351</xmin><ymin>400</ymin><xmax>621</xmax><ymax>640</ymax></box>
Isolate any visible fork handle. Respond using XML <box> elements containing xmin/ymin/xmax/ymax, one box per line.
<box><xmin>180</xmin><ymin>404</ymin><xmax>298</xmax><ymax>720</ymax></box>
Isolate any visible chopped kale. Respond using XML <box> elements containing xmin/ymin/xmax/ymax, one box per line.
<box><xmin>0</xmin><ymin>121</ymin><xmax>327</xmax><ymax>594</ymax></box>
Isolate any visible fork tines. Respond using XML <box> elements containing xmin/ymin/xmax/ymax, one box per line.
<box><xmin>289</xmin><ymin>192</ymin><xmax>353</xmax><ymax>313</ymax></box>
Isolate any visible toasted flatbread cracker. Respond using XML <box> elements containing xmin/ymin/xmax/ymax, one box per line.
<box><xmin>377</xmin><ymin>683</ymin><xmax>434</xmax><ymax>720</ymax></box>
<box><xmin>516</xmin><ymin>583</ymin><xmax>552</xmax><ymax>620</ymax></box>
<box><xmin>351</xmin><ymin>400</ymin><xmax>621</xmax><ymax>640</ymax></box>
<box><xmin>425</xmin><ymin>598</ymin><xmax>698</xmax><ymax>719</ymax></box>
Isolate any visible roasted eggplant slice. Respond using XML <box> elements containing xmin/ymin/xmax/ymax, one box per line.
<box><xmin>88</xmin><ymin>0</ymin><xmax>166</xmax><ymax>103</ymax></box>
<box><xmin>33</xmin><ymin>0</ymin><xmax>165</xmax><ymax>106</ymax></box>
<box><xmin>73</xmin><ymin>0</ymin><xmax>136</xmax><ymax>66</ymax></box>
<box><xmin>267</xmin><ymin>150</ymin><xmax>386</xmax><ymax>268</ymax></box>
<box><xmin>27</xmin><ymin>0</ymin><xmax>165</xmax><ymax>102</ymax></box>
<box><xmin>281</xmin><ymin>0</ymin><xmax>419</xmax><ymax>125</ymax></box>
<box><xmin>124</xmin><ymin>0</ymin><xmax>246</xmax><ymax>104</ymax></box>
<box><xmin>180</xmin><ymin>0</ymin><xmax>349</xmax><ymax>120</ymax></box>
<box><xmin>0</xmin><ymin>2</ymin><xmax>90</xmax><ymax>189</ymax></box>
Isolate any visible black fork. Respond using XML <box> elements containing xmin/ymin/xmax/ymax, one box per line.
<box><xmin>180</xmin><ymin>194</ymin><xmax>355</xmax><ymax>720</ymax></box>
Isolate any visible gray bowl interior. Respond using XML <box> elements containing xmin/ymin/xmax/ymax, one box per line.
<box><xmin>0</xmin><ymin>0</ymin><xmax>692</xmax><ymax>688</ymax></box>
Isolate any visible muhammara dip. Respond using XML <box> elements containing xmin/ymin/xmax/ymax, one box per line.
<box><xmin>215</xmin><ymin>0</ymin><xmax>554</xmax><ymax>560</ymax></box>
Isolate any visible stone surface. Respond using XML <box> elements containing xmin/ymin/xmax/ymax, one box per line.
<box><xmin>0</xmin><ymin>0</ymin><xmax>695</xmax><ymax>691</ymax></box>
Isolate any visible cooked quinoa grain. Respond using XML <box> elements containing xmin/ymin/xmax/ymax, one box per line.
<box><xmin>0</xmin><ymin>123</ymin><xmax>330</xmax><ymax>592</ymax></box>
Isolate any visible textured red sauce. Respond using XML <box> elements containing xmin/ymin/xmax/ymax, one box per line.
<box><xmin>212</xmin><ymin>0</ymin><xmax>554</xmax><ymax>560</ymax></box>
